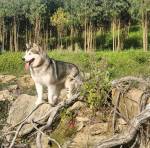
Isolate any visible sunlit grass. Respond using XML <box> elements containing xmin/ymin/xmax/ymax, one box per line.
<box><xmin>0</xmin><ymin>50</ymin><xmax>150</xmax><ymax>79</ymax></box>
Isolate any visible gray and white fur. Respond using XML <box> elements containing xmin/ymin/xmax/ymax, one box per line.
<box><xmin>22</xmin><ymin>43</ymin><xmax>82</xmax><ymax>106</ymax></box>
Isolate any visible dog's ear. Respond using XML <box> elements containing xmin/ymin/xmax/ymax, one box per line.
<box><xmin>33</xmin><ymin>43</ymin><xmax>39</xmax><ymax>48</ymax></box>
<box><xmin>26</xmin><ymin>43</ymin><xmax>30</xmax><ymax>50</ymax></box>
<box><xmin>33</xmin><ymin>43</ymin><xmax>44</xmax><ymax>53</ymax></box>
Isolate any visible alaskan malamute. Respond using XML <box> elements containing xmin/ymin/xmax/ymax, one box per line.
<box><xmin>22</xmin><ymin>43</ymin><xmax>81</xmax><ymax>106</ymax></box>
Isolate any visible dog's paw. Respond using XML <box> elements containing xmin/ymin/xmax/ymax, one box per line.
<box><xmin>35</xmin><ymin>100</ymin><xmax>43</xmax><ymax>106</ymax></box>
<box><xmin>48</xmin><ymin>96</ymin><xmax>57</xmax><ymax>106</ymax></box>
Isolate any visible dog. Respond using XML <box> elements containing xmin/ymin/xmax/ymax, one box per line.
<box><xmin>22</xmin><ymin>43</ymin><xmax>81</xmax><ymax>106</ymax></box>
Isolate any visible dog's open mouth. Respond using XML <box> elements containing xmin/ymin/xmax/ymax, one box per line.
<box><xmin>25</xmin><ymin>58</ymin><xmax>35</xmax><ymax>70</ymax></box>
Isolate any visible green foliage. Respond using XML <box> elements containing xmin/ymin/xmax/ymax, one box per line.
<box><xmin>0</xmin><ymin>52</ymin><xmax>24</xmax><ymax>75</ymax></box>
<box><xmin>51</xmin><ymin>8</ymin><xmax>71</xmax><ymax>32</ymax></box>
<box><xmin>1</xmin><ymin>50</ymin><xmax>150</xmax><ymax>78</ymax></box>
<box><xmin>83</xmin><ymin>57</ymin><xmax>111</xmax><ymax>110</ymax></box>
<box><xmin>124</xmin><ymin>28</ymin><xmax>142</xmax><ymax>49</ymax></box>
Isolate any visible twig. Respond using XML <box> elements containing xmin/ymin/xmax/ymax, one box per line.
<box><xmin>31</xmin><ymin>120</ymin><xmax>61</xmax><ymax>148</ymax></box>
<box><xmin>36</xmin><ymin>93</ymin><xmax>80</xmax><ymax>148</ymax></box>
<box><xmin>9</xmin><ymin>122</ymin><xmax>25</xmax><ymax>148</ymax></box>
<box><xmin>95</xmin><ymin>106</ymin><xmax>150</xmax><ymax>148</ymax></box>
<box><xmin>0</xmin><ymin>131</ymin><xmax>16</xmax><ymax>139</ymax></box>
<box><xmin>7</xmin><ymin>103</ymin><xmax>45</xmax><ymax>131</ymax></box>
<box><xmin>112</xmin><ymin>91</ymin><xmax>121</xmax><ymax>134</ymax></box>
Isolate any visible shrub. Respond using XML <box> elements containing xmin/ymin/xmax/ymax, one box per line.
<box><xmin>82</xmin><ymin>56</ymin><xmax>111</xmax><ymax>111</ymax></box>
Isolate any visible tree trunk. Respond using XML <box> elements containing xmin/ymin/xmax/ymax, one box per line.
<box><xmin>112</xmin><ymin>18</ymin><xmax>116</xmax><ymax>52</ymax></box>
<box><xmin>0</xmin><ymin>18</ymin><xmax>3</xmax><ymax>48</ymax></box>
<box><xmin>10</xmin><ymin>27</ymin><xmax>13</xmax><ymax>51</ymax></box>
<box><xmin>13</xmin><ymin>16</ymin><xmax>18</xmax><ymax>52</ymax></box>
<box><xmin>87</xmin><ymin>22</ymin><xmax>90</xmax><ymax>52</ymax></box>
<box><xmin>142</xmin><ymin>11</ymin><xmax>148</xmax><ymax>52</ymax></box>
<box><xmin>117</xmin><ymin>19</ymin><xmax>121</xmax><ymax>51</ymax></box>
<box><xmin>45</xmin><ymin>28</ymin><xmax>48</xmax><ymax>50</ymax></box>
<box><xmin>84</xmin><ymin>18</ymin><xmax>87</xmax><ymax>52</ymax></box>
<box><xmin>34</xmin><ymin>16</ymin><xmax>41</xmax><ymax>44</ymax></box>
<box><xmin>2</xmin><ymin>17</ymin><xmax>5</xmax><ymax>52</ymax></box>
<box><xmin>70</xmin><ymin>25</ymin><xmax>74</xmax><ymax>51</ymax></box>
<box><xmin>142</xmin><ymin>0</ymin><xmax>148</xmax><ymax>52</ymax></box>
<box><xmin>25</xmin><ymin>22</ymin><xmax>28</xmax><ymax>43</ymax></box>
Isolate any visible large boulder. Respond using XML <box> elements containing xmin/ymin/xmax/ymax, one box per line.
<box><xmin>6</xmin><ymin>94</ymin><xmax>51</xmax><ymax>136</ymax></box>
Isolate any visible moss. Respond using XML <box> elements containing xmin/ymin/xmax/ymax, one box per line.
<box><xmin>50</xmin><ymin>116</ymin><xmax>77</xmax><ymax>147</ymax></box>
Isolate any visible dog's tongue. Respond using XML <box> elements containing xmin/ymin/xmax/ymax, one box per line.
<box><xmin>25</xmin><ymin>62</ymin><xmax>30</xmax><ymax>71</ymax></box>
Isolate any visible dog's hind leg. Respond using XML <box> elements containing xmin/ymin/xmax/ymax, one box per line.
<box><xmin>35</xmin><ymin>83</ymin><xmax>43</xmax><ymax>106</ymax></box>
<box><xmin>48</xmin><ymin>85</ymin><xmax>58</xmax><ymax>106</ymax></box>
<box><xmin>65</xmin><ymin>78</ymin><xmax>75</xmax><ymax>99</ymax></box>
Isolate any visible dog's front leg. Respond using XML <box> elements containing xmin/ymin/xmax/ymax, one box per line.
<box><xmin>48</xmin><ymin>85</ymin><xmax>57</xmax><ymax>106</ymax></box>
<box><xmin>35</xmin><ymin>83</ymin><xmax>43</xmax><ymax>105</ymax></box>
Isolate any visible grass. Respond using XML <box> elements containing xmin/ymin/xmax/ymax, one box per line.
<box><xmin>1</xmin><ymin>50</ymin><xmax>150</xmax><ymax>79</ymax></box>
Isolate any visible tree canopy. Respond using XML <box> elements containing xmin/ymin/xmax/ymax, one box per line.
<box><xmin>0</xmin><ymin>0</ymin><xmax>149</xmax><ymax>51</ymax></box>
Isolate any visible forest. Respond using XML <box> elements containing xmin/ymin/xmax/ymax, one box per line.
<box><xmin>0</xmin><ymin>0</ymin><xmax>149</xmax><ymax>52</ymax></box>
<box><xmin>1</xmin><ymin>1</ymin><xmax>150</xmax><ymax>147</ymax></box>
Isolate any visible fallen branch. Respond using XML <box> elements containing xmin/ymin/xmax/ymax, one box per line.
<box><xmin>9</xmin><ymin>122</ymin><xmax>25</xmax><ymax>148</ymax></box>
<box><xmin>7</xmin><ymin>103</ymin><xmax>45</xmax><ymax>131</ymax></box>
<box><xmin>31</xmin><ymin>120</ymin><xmax>61</xmax><ymax>148</ymax></box>
<box><xmin>95</xmin><ymin>106</ymin><xmax>150</xmax><ymax>148</ymax></box>
<box><xmin>2</xmin><ymin>93</ymin><xmax>80</xmax><ymax>147</ymax></box>
<box><xmin>36</xmin><ymin>93</ymin><xmax>80</xmax><ymax>148</ymax></box>
<box><xmin>111</xmin><ymin>76</ymin><xmax>150</xmax><ymax>87</ymax></box>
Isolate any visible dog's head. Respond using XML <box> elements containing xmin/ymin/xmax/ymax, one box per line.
<box><xmin>22</xmin><ymin>43</ymin><xmax>46</xmax><ymax>70</ymax></box>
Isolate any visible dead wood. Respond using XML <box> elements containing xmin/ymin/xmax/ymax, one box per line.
<box><xmin>1</xmin><ymin>93</ymin><xmax>80</xmax><ymax>148</ymax></box>
<box><xmin>95</xmin><ymin>106</ymin><xmax>150</xmax><ymax>148</ymax></box>
<box><xmin>97</xmin><ymin>76</ymin><xmax>150</xmax><ymax>148</ymax></box>
<box><xmin>111</xmin><ymin>76</ymin><xmax>150</xmax><ymax>87</ymax></box>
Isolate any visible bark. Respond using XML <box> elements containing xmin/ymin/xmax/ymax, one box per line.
<box><xmin>142</xmin><ymin>0</ymin><xmax>148</xmax><ymax>52</ymax></box>
<box><xmin>84</xmin><ymin>18</ymin><xmax>87</xmax><ymax>52</ymax></box>
<box><xmin>112</xmin><ymin>18</ymin><xmax>116</xmax><ymax>52</ymax></box>
<box><xmin>25</xmin><ymin>22</ymin><xmax>28</xmax><ymax>43</ymax></box>
<box><xmin>142</xmin><ymin>11</ymin><xmax>148</xmax><ymax>52</ymax></box>
<box><xmin>117</xmin><ymin>19</ymin><xmax>121</xmax><ymax>51</ymax></box>
<box><xmin>10</xmin><ymin>27</ymin><xmax>13</xmax><ymax>51</ymax></box>
<box><xmin>70</xmin><ymin>25</ymin><xmax>74</xmax><ymax>51</ymax></box>
<box><xmin>45</xmin><ymin>28</ymin><xmax>48</xmax><ymax>50</ymax></box>
<box><xmin>2</xmin><ymin>17</ymin><xmax>5</xmax><ymax>52</ymax></box>
<box><xmin>34</xmin><ymin>16</ymin><xmax>41</xmax><ymax>44</ymax></box>
<box><xmin>0</xmin><ymin>18</ymin><xmax>2</xmax><ymax>44</ymax></box>
<box><xmin>2</xmin><ymin>93</ymin><xmax>81</xmax><ymax>148</ymax></box>
<box><xmin>13</xmin><ymin>16</ymin><xmax>18</xmax><ymax>52</ymax></box>
<box><xmin>95</xmin><ymin>106</ymin><xmax>150</xmax><ymax>148</ymax></box>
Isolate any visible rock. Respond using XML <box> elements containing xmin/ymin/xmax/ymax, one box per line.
<box><xmin>68</xmin><ymin>101</ymin><xmax>86</xmax><ymax>112</ymax></box>
<box><xmin>90</xmin><ymin>123</ymin><xmax>108</xmax><ymax>136</ymax></box>
<box><xmin>0</xmin><ymin>85</ymin><xmax>20</xmax><ymax>101</ymax></box>
<box><xmin>66</xmin><ymin>122</ymin><xmax>110</xmax><ymax>148</ymax></box>
<box><xmin>6</xmin><ymin>94</ymin><xmax>51</xmax><ymax>136</ymax></box>
<box><xmin>76</xmin><ymin>117</ymin><xmax>90</xmax><ymax>122</ymax></box>
<box><xmin>0</xmin><ymin>75</ymin><xmax>16</xmax><ymax>83</ymax></box>
<box><xmin>18</xmin><ymin>75</ymin><xmax>34</xmax><ymax>88</ymax></box>
<box><xmin>0</xmin><ymin>90</ymin><xmax>13</xmax><ymax>101</ymax></box>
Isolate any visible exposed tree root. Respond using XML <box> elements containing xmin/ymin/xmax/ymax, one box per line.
<box><xmin>96</xmin><ymin>76</ymin><xmax>150</xmax><ymax>148</ymax></box>
<box><xmin>95</xmin><ymin>106</ymin><xmax>150</xmax><ymax>148</ymax></box>
<box><xmin>1</xmin><ymin>93</ymin><xmax>80</xmax><ymax>148</ymax></box>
